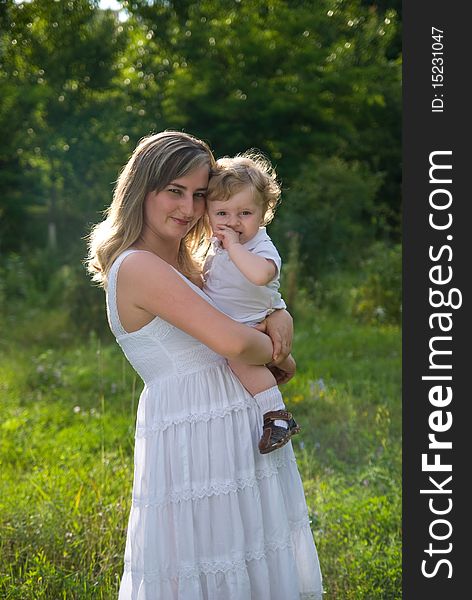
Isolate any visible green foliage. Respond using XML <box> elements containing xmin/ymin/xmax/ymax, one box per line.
<box><xmin>277</xmin><ymin>156</ymin><xmax>382</xmax><ymax>279</ymax></box>
<box><xmin>0</xmin><ymin>249</ymin><xmax>63</xmax><ymax>309</ymax></box>
<box><xmin>0</xmin><ymin>247</ymin><xmax>112</xmax><ymax>343</ymax></box>
<box><xmin>279</xmin><ymin>231</ymin><xmax>301</xmax><ymax>312</ymax></box>
<box><xmin>287</xmin><ymin>241</ymin><xmax>402</xmax><ymax>328</ymax></box>
<box><xmin>1</xmin><ymin>0</ymin><xmax>401</xmax><ymax>257</ymax></box>
<box><xmin>350</xmin><ymin>242</ymin><xmax>402</xmax><ymax>325</ymax></box>
<box><xmin>59</xmin><ymin>263</ymin><xmax>113</xmax><ymax>339</ymax></box>
<box><xmin>0</xmin><ymin>0</ymin><xmax>128</xmax><ymax>252</ymax></box>
<box><xmin>316</xmin><ymin>487</ymin><xmax>401</xmax><ymax>598</ymax></box>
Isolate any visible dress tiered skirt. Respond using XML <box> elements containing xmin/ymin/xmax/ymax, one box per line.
<box><xmin>118</xmin><ymin>359</ymin><xmax>323</xmax><ymax>600</ymax></box>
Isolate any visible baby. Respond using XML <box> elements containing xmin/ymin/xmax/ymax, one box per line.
<box><xmin>203</xmin><ymin>153</ymin><xmax>300</xmax><ymax>454</ymax></box>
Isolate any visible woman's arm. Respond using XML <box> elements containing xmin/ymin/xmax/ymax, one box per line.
<box><xmin>117</xmin><ymin>252</ymin><xmax>273</xmax><ymax>365</ymax></box>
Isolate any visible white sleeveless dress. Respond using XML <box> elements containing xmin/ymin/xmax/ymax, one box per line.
<box><xmin>107</xmin><ymin>250</ymin><xmax>323</xmax><ymax>600</ymax></box>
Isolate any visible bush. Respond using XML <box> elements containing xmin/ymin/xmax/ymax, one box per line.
<box><xmin>274</xmin><ymin>156</ymin><xmax>383</xmax><ymax>280</ymax></box>
<box><xmin>59</xmin><ymin>263</ymin><xmax>112</xmax><ymax>339</ymax></box>
<box><xmin>350</xmin><ymin>242</ymin><xmax>401</xmax><ymax>325</ymax></box>
<box><xmin>0</xmin><ymin>247</ymin><xmax>72</xmax><ymax>306</ymax></box>
<box><xmin>0</xmin><ymin>249</ymin><xmax>111</xmax><ymax>342</ymax></box>
<box><xmin>0</xmin><ymin>253</ymin><xmax>37</xmax><ymax>310</ymax></box>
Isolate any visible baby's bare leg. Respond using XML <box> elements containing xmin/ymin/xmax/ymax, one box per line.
<box><xmin>228</xmin><ymin>360</ymin><xmax>276</xmax><ymax>396</ymax></box>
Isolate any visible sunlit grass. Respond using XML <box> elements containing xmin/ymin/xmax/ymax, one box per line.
<box><xmin>284</xmin><ymin>310</ymin><xmax>401</xmax><ymax>598</ymax></box>
<box><xmin>0</xmin><ymin>308</ymin><xmax>401</xmax><ymax>598</ymax></box>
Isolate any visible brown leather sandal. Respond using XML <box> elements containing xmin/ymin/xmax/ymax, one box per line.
<box><xmin>258</xmin><ymin>410</ymin><xmax>301</xmax><ymax>455</ymax></box>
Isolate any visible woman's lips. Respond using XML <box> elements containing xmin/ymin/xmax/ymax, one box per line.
<box><xmin>172</xmin><ymin>217</ymin><xmax>192</xmax><ymax>226</ymax></box>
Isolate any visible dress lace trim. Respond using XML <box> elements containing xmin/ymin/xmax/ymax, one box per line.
<box><xmin>135</xmin><ymin>395</ymin><xmax>254</xmax><ymax>437</ymax></box>
<box><xmin>123</xmin><ymin>521</ymin><xmax>313</xmax><ymax>582</ymax></box>
<box><xmin>131</xmin><ymin>453</ymin><xmax>298</xmax><ymax>508</ymax></box>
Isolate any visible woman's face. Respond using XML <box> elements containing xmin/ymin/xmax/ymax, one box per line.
<box><xmin>142</xmin><ymin>164</ymin><xmax>209</xmax><ymax>243</ymax></box>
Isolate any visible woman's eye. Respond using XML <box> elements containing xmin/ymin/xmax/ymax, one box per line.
<box><xmin>194</xmin><ymin>192</ymin><xmax>206</xmax><ymax>198</ymax></box>
<box><xmin>168</xmin><ymin>188</ymin><xmax>181</xmax><ymax>195</ymax></box>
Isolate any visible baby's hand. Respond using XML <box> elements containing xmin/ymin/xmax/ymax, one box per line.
<box><xmin>214</xmin><ymin>225</ymin><xmax>241</xmax><ymax>249</ymax></box>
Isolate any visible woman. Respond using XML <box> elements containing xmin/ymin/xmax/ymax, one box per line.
<box><xmin>87</xmin><ymin>131</ymin><xmax>322</xmax><ymax>599</ymax></box>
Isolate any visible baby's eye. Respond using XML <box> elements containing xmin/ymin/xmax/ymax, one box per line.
<box><xmin>241</xmin><ymin>211</ymin><xmax>252</xmax><ymax>216</ymax></box>
<box><xmin>215</xmin><ymin>211</ymin><xmax>227</xmax><ymax>216</ymax></box>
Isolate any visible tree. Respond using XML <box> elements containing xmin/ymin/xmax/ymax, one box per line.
<box><xmin>278</xmin><ymin>156</ymin><xmax>382</xmax><ymax>279</ymax></box>
<box><xmin>126</xmin><ymin>0</ymin><xmax>401</xmax><ymax>238</ymax></box>
<box><xmin>0</xmin><ymin>0</ymin><xmax>127</xmax><ymax>253</ymax></box>
<box><xmin>1</xmin><ymin>0</ymin><xmax>401</xmax><ymax>268</ymax></box>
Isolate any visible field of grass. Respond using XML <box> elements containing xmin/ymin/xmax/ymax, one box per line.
<box><xmin>0</xmin><ymin>305</ymin><xmax>401</xmax><ymax>599</ymax></box>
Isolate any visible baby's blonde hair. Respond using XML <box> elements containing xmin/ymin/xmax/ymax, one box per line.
<box><xmin>207</xmin><ymin>151</ymin><xmax>281</xmax><ymax>225</ymax></box>
<box><xmin>86</xmin><ymin>131</ymin><xmax>215</xmax><ymax>287</ymax></box>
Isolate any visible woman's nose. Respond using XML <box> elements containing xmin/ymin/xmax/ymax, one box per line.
<box><xmin>180</xmin><ymin>193</ymin><xmax>195</xmax><ymax>215</ymax></box>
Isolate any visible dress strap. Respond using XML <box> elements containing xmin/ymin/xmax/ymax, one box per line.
<box><xmin>106</xmin><ymin>249</ymin><xmax>144</xmax><ymax>338</ymax></box>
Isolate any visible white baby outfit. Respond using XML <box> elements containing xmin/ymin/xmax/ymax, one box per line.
<box><xmin>203</xmin><ymin>227</ymin><xmax>286</xmax><ymax>325</ymax></box>
<box><xmin>107</xmin><ymin>249</ymin><xmax>323</xmax><ymax>599</ymax></box>
<box><xmin>203</xmin><ymin>227</ymin><xmax>289</xmax><ymax>422</ymax></box>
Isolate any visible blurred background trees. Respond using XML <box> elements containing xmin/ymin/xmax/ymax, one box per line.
<box><xmin>0</xmin><ymin>0</ymin><xmax>401</xmax><ymax>329</ymax></box>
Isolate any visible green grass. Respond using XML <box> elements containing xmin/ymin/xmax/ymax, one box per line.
<box><xmin>286</xmin><ymin>310</ymin><xmax>401</xmax><ymax>599</ymax></box>
<box><xmin>0</xmin><ymin>307</ymin><xmax>401</xmax><ymax>599</ymax></box>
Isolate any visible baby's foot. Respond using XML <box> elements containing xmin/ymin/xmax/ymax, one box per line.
<box><xmin>258</xmin><ymin>410</ymin><xmax>301</xmax><ymax>454</ymax></box>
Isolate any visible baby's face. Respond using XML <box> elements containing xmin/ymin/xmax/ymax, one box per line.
<box><xmin>208</xmin><ymin>187</ymin><xmax>263</xmax><ymax>245</ymax></box>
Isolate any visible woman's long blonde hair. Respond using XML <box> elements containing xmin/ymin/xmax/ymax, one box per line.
<box><xmin>86</xmin><ymin>131</ymin><xmax>215</xmax><ymax>287</ymax></box>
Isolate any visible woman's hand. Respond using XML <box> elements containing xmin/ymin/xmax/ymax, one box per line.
<box><xmin>267</xmin><ymin>353</ymin><xmax>296</xmax><ymax>385</ymax></box>
<box><xmin>255</xmin><ymin>309</ymin><xmax>293</xmax><ymax>364</ymax></box>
